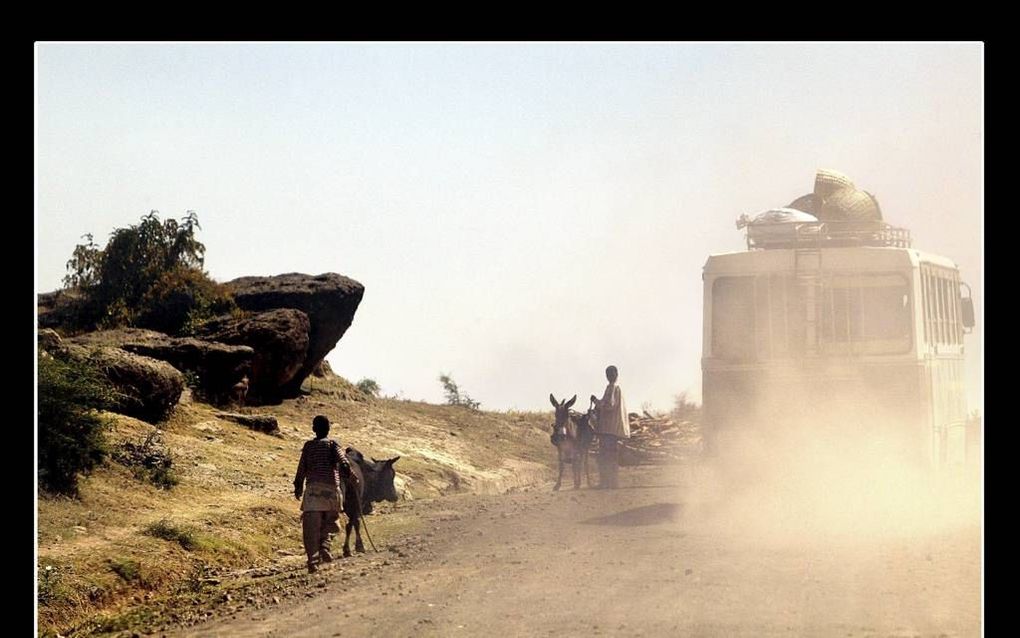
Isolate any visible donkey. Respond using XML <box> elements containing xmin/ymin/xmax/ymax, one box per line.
<box><xmin>549</xmin><ymin>394</ymin><xmax>597</xmax><ymax>490</ymax></box>
<box><xmin>342</xmin><ymin>446</ymin><xmax>401</xmax><ymax>557</ymax></box>
<box><xmin>231</xmin><ymin>375</ymin><xmax>249</xmax><ymax>408</ymax></box>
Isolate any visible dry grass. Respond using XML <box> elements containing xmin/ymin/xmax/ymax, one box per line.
<box><xmin>37</xmin><ymin>377</ymin><xmax>556</xmax><ymax>636</ymax></box>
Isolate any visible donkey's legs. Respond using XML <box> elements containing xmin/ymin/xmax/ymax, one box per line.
<box><xmin>572</xmin><ymin>456</ymin><xmax>582</xmax><ymax>489</ymax></box>
<box><xmin>583</xmin><ymin>449</ymin><xmax>592</xmax><ymax>488</ymax></box>
<box><xmin>554</xmin><ymin>458</ymin><xmax>564</xmax><ymax>491</ymax></box>
<box><xmin>353</xmin><ymin>518</ymin><xmax>365</xmax><ymax>554</ymax></box>
<box><xmin>342</xmin><ymin>519</ymin><xmax>353</xmax><ymax>558</ymax></box>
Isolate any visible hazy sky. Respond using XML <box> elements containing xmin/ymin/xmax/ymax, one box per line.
<box><xmin>35</xmin><ymin>42</ymin><xmax>983</xmax><ymax>412</ymax></box>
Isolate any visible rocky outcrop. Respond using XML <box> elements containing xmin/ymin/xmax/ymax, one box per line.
<box><xmin>225</xmin><ymin>273</ymin><xmax>364</xmax><ymax>397</ymax></box>
<box><xmin>37</xmin><ymin>271</ymin><xmax>364</xmax><ymax>404</ymax></box>
<box><xmin>195</xmin><ymin>309</ymin><xmax>310</xmax><ymax>404</ymax></box>
<box><xmin>53</xmin><ymin>343</ymin><xmax>184</xmax><ymax>423</ymax></box>
<box><xmin>68</xmin><ymin>329</ymin><xmax>253</xmax><ymax>404</ymax></box>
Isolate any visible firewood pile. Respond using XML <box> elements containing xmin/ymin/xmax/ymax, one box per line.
<box><xmin>617</xmin><ymin>411</ymin><xmax>702</xmax><ymax>466</ymax></box>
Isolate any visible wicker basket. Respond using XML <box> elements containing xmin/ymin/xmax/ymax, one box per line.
<box><xmin>787</xmin><ymin>193</ymin><xmax>817</xmax><ymax>215</ymax></box>
<box><xmin>818</xmin><ymin>187</ymin><xmax>882</xmax><ymax>221</ymax></box>
<box><xmin>813</xmin><ymin>169</ymin><xmax>856</xmax><ymax>202</ymax></box>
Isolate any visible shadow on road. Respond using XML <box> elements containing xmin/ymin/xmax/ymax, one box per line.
<box><xmin>601</xmin><ymin>483</ymin><xmax>684</xmax><ymax>490</ymax></box>
<box><xmin>580</xmin><ymin>502</ymin><xmax>683</xmax><ymax>526</ymax></box>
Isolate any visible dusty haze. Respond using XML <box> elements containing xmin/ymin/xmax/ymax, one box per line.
<box><xmin>35</xmin><ymin>42</ymin><xmax>982</xmax><ymax>412</ymax></box>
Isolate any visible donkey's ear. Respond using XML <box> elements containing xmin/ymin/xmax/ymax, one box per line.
<box><xmin>549</xmin><ymin>394</ymin><xmax>559</xmax><ymax>408</ymax></box>
<box><xmin>387</xmin><ymin>456</ymin><xmax>401</xmax><ymax>464</ymax></box>
<box><xmin>565</xmin><ymin>395</ymin><xmax>577</xmax><ymax>409</ymax></box>
<box><xmin>371</xmin><ymin>457</ymin><xmax>379</xmax><ymax>463</ymax></box>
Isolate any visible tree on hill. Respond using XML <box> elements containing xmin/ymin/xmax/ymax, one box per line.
<box><xmin>438</xmin><ymin>372</ymin><xmax>480</xmax><ymax>410</ymax></box>
<box><xmin>62</xmin><ymin>211</ymin><xmax>236</xmax><ymax>335</ymax></box>
<box><xmin>356</xmin><ymin>378</ymin><xmax>381</xmax><ymax>398</ymax></box>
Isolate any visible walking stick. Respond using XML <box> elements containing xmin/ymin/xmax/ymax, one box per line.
<box><xmin>359</xmin><ymin>510</ymin><xmax>379</xmax><ymax>554</ymax></box>
<box><xmin>346</xmin><ymin>472</ymin><xmax>379</xmax><ymax>553</ymax></box>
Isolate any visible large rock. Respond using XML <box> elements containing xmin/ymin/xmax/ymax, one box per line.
<box><xmin>225</xmin><ymin>273</ymin><xmax>364</xmax><ymax>397</ymax></box>
<box><xmin>38</xmin><ymin>329</ymin><xmax>62</xmax><ymax>350</ymax></box>
<box><xmin>53</xmin><ymin>343</ymin><xmax>184</xmax><ymax>423</ymax></box>
<box><xmin>37</xmin><ymin>289</ymin><xmax>83</xmax><ymax>330</ymax></box>
<box><xmin>68</xmin><ymin>328</ymin><xmax>253</xmax><ymax>404</ymax></box>
<box><xmin>195</xmin><ymin>309</ymin><xmax>310</xmax><ymax>404</ymax></box>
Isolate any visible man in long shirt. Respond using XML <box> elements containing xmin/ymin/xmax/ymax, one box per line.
<box><xmin>294</xmin><ymin>415</ymin><xmax>355</xmax><ymax>573</ymax></box>
<box><xmin>592</xmin><ymin>365</ymin><xmax>630</xmax><ymax>489</ymax></box>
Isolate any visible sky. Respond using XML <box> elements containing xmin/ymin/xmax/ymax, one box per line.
<box><xmin>35</xmin><ymin>42</ymin><xmax>983</xmax><ymax>412</ymax></box>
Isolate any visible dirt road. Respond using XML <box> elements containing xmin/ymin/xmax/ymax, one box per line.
<box><xmin>178</xmin><ymin>464</ymin><xmax>981</xmax><ymax>637</ymax></box>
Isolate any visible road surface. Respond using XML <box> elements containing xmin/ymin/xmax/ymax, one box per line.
<box><xmin>178</xmin><ymin>463</ymin><xmax>981</xmax><ymax>637</ymax></box>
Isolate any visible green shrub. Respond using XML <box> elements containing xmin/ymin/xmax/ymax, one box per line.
<box><xmin>38</xmin><ymin>564</ymin><xmax>60</xmax><ymax>606</ymax></box>
<box><xmin>61</xmin><ymin>211</ymin><xmax>234</xmax><ymax>335</ymax></box>
<box><xmin>137</xmin><ymin>266</ymin><xmax>236</xmax><ymax>335</ymax></box>
<box><xmin>108</xmin><ymin>558</ymin><xmax>141</xmax><ymax>583</ymax></box>
<box><xmin>144</xmin><ymin>519</ymin><xmax>200</xmax><ymax>550</ymax></box>
<box><xmin>38</xmin><ymin>353</ymin><xmax>116</xmax><ymax>496</ymax></box>
<box><xmin>112</xmin><ymin>431</ymin><xmax>180</xmax><ymax>490</ymax></box>
<box><xmin>356</xmin><ymin>378</ymin><xmax>381</xmax><ymax>398</ymax></box>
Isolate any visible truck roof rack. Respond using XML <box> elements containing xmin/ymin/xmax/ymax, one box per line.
<box><xmin>745</xmin><ymin>220</ymin><xmax>912</xmax><ymax>250</ymax></box>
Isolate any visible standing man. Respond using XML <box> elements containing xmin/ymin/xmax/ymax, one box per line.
<box><xmin>591</xmin><ymin>365</ymin><xmax>630</xmax><ymax>489</ymax></box>
<box><xmin>294</xmin><ymin>415</ymin><xmax>355</xmax><ymax>573</ymax></box>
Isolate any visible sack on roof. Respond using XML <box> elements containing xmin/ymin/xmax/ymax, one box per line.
<box><xmin>736</xmin><ymin>208</ymin><xmax>818</xmax><ymax>231</ymax></box>
<box><xmin>751</xmin><ymin>208</ymin><xmax>818</xmax><ymax>224</ymax></box>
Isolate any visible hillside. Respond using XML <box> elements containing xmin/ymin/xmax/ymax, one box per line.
<box><xmin>37</xmin><ymin>374</ymin><xmax>555</xmax><ymax>637</ymax></box>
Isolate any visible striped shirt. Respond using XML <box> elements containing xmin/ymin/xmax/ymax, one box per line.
<box><xmin>294</xmin><ymin>437</ymin><xmax>351</xmax><ymax>490</ymax></box>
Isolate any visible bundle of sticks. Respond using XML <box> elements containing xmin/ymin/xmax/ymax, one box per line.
<box><xmin>616</xmin><ymin>411</ymin><xmax>702</xmax><ymax>466</ymax></box>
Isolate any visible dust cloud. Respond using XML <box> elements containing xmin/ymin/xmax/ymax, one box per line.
<box><xmin>683</xmin><ymin>394</ymin><xmax>982</xmax><ymax>548</ymax></box>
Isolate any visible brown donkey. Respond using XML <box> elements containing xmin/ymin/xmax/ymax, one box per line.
<box><xmin>549</xmin><ymin>394</ymin><xmax>597</xmax><ymax>490</ymax></box>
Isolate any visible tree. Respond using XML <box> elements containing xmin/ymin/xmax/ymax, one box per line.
<box><xmin>62</xmin><ymin>211</ymin><xmax>235</xmax><ymax>334</ymax></box>
<box><xmin>438</xmin><ymin>373</ymin><xmax>480</xmax><ymax>410</ymax></box>
<box><xmin>356</xmin><ymin>378</ymin><xmax>381</xmax><ymax>398</ymax></box>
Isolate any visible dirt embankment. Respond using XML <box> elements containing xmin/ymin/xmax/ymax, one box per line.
<box><xmin>37</xmin><ymin>375</ymin><xmax>556</xmax><ymax>637</ymax></box>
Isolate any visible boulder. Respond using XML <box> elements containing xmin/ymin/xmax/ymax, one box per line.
<box><xmin>68</xmin><ymin>329</ymin><xmax>253</xmax><ymax>404</ymax></box>
<box><xmin>53</xmin><ymin>343</ymin><xmax>184</xmax><ymax>423</ymax></box>
<box><xmin>195</xmin><ymin>309</ymin><xmax>310</xmax><ymax>404</ymax></box>
<box><xmin>38</xmin><ymin>329</ymin><xmax>62</xmax><ymax>350</ymax></box>
<box><xmin>225</xmin><ymin>273</ymin><xmax>364</xmax><ymax>397</ymax></box>
<box><xmin>214</xmin><ymin>412</ymin><xmax>281</xmax><ymax>435</ymax></box>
